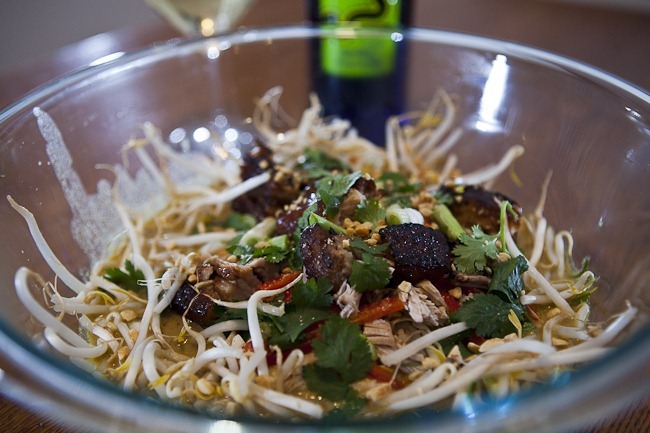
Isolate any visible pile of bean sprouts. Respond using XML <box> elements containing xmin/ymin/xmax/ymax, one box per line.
<box><xmin>9</xmin><ymin>87</ymin><xmax>637</xmax><ymax>419</ymax></box>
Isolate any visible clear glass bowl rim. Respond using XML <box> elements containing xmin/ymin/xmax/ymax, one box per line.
<box><xmin>0</xmin><ymin>24</ymin><xmax>648</xmax><ymax>433</ymax></box>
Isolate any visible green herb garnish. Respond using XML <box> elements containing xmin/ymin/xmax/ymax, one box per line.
<box><xmin>316</xmin><ymin>171</ymin><xmax>362</xmax><ymax>216</ymax></box>
<box><xmin>104</xmin><ymin>260</ymin><xmax>145</xmax><ymax>294</ymax></box>
<box><xmin>353</xmin><ymin>197</ymin><xmax>386</xmax><ymax>226</ymax></box>
<box><xmin>452</xmin><ymin>225</ymin><xmax>500</xmax><ymax>273</ymax></box>
<box><xmin>303</xmin><ymin>316</ymin><xmax>372</xmax><ymax>406</ymax></box>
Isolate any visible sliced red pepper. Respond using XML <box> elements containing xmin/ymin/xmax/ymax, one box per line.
<box><xmin>351</xmin><ymin>296</ymin><xmax>405</xmax><ymax>324</ymax></box>
<box><xmin>441</xmin><ymin>291</ymin><xmax>460</xmax><ymax>313</ymax></box>
<box><xmin>367</xmin><ymin>364</ymin><xmax>406</xmax><ymax>389</ymax></box>
<box><xmin>467</xmin><ymin>333</ymin><xmax>487</xmax><ymax>347</ymax></box>
<box><xmin>258</xmin><ymin>271</ymin><xmax>301</xmax><ymax>292</ymax></box>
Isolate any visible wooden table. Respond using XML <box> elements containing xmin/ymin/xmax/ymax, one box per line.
<box><xmin>0</xmin><ymin>1</ymin><xmax>648</xmax><ymax>432</ymax></box>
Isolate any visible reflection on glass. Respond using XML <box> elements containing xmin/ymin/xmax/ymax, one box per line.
<box><xmin>476</xmin><ymin>54</ymin><xmax>509</xmax><ymax>133</ymax></box>
<box><xmin>165</xmin><ymin>113</ymin><xmax>248</xmax><ymax>169</ymax></box>
<box><xmin>143</xmin><ymin>0</ymin><xmax>254</xmax><ymax>36</ymax></box>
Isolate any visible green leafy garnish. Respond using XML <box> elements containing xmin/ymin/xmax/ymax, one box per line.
<box><xmin>353</xmin><ymin>197</ymin><xmax>386</xmax><ymax>226</ymax></box>
<box><xmin>347</xmin><ymin>238</ymin><xmax>391</xmax><ymax>293</ymax></box>
<box><xmin>454</xmin><ymin>294</ymin><xmax>524</xmax><ymax>338</ymax></box>
<box><xmin>291</xmin><ymin>278</ymin><xmax>335</xmax><ymax>309</ymax></box>
<box><xmin>211</xmin><ymin>305</ymin><xmax>249</xmax><ymax>324</ymax></box>
<box><xmin>454</xmin><ymin>256</ymin><xmax>529</xmax><ymax>338</ymax></box>
<box><xmin>264</xmin><ymin>278</ymin><xmax>335</xmax><ymax>349</ymax></box>
<box><xmin>222</xmin><ymin>212</ymin><xmax>256</xmax><ymax>231</ymax></box>
<box><xmin>266</xmin><ymin>308</ymin><xmax>333</xmax><ymax>348</ymax></box>
<box><xmin>316</xmin><ymin>171</ymin><xmax>363</xmax><ymax>216</ymax></box>
<box><xmin>324</xmin><ymin>393</ymin><xmax>368</xmax><ymax>420</ymax></box>
<box><xmin>453</xmin><ymin>225</ymin><xmax>500</xmax><ymax>273</ymax></box>
<box><xmin>433</xmin><ymin>189</ymin><xmax>454</xmax><ymax>206</ymax></box>
<box><xmin>303</xmin><ymin>316</ymin><xmax>373</xmax><ymax>404</ymax></box>
<box><xmin>487</xmin><ymin>255</ymin><xmax>528</xmax><ymax>303</ymax></box>
<box><xmin>228</xmin><ymin>232</ymin><xmax>291</xmax><ymax>265</ymax></box>
<box><xmin>251</xmin><ymin>245</ymin><xmax>290</xmax><ymax>263</ymax></box>
<box><xmin>299</xmin><ymin>148</ymin><xmax>350</xmax><ymax>178</ymax></box>
<box><xmin>349</xmin><ymin>237</ymin><xmax>389</xmax><ymax>256</ymax></box>
<box><xmin>104</xmin><ymin>260</ymin><xmax>145</xmax><ymax>294</ymax></box>
<box><xmin>308</xmin><ymin>213</ymin><xmax>347</xmax><ymax>234</ymax></box>
<box><xmin>377</xmin><ymin>172</ymin><xmax>422</xmax><ymax>206</ymax></box>
<box><xmin>349</xmin><ymin>253</ymin><xmax>391</xmax><ymax>292</ymax></box>
<box><xmin>377</xmin><ymin>172</ymin><xmax>422</xmax><ymax>194</ymax></box>
<box><xmin>228</xmin><ymin>242</ymin><xmax>290</xmax><ymax>265</ymax></box>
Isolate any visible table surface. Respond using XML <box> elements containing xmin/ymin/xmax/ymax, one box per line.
<box><xmin>0</xmin><ymin>1</ymin><xmax>648</xmax><ymax>432</ymax></box>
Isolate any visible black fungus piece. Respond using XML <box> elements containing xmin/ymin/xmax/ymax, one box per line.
<box><xmin>380</xmin><ymin>223</ymin><xmax>452</xmax><ymax>285</ymax></box>
<box><xmin>440</xmin><ymin>185</ymin><xmax>522</xmax><ymax>234</ymax></box>
<box><xmin>231</xmin><ymin>141</ymin><xmax>302</xmax><ymax>220</ymax></box>
<box><xmin>170</xmin><ymin>282</ymin><xmax>217</xmax><ymax>327</ymax></box>
<box><xmin>299</xmin><ymin>224</ymin><xmax>353</xmax><ymax>287</ymax></box>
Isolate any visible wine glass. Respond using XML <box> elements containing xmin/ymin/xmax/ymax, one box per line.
<box><xmin>143</xmin><ymin>0</ymin><xmax>255</xmax><ymax>36</ymax></box>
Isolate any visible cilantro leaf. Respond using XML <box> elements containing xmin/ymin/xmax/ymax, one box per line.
<box><xmin>316</xmin><ymin>171</ymin><xmax>363</xmax><ymax>216</ymax></box>
<box><xmin>303</xmin><ymin>363</ymin><xmax>369</xmax><ymax>418</ymax></box>
<box><xmin>377</xmin><ymin>172</ymin><xmax>422</xmax><ymax>194</ymax></box>
<box><xmin>303</xmin><ymin>365</ymin><xmax>351</xmax><ymax>401</ymax></box>
<box><xmin>266</xmin><ymin>308</ymin><xmax>333</xmax><ymax>349</ymax></box>
<box><xmin>297</xmin><ymin>202</ymin><xmax>320</xmax><ymax>231</ymax></box>
<box><xmin>250</xmin><ymin>245</ymin><xmax>290</xmax><ymax>263</ymax></box>
<box><xmin>378</xmin><ymin>172</ymin><xmax>422</xmax><ymax>207</ymax></box>
<box><xmin>208</xmin><ymin>305</ymin><xmax>249</xmax><ymax>326</ymax></box>
<box><xmin>299</xmin><ymin>148</ymin><xmax>350</xmax><ymax>178</ymax></box>
<box><xmin>325</xmin><ymin>392</ymin><xmax>368</xmax><ymax>419</ymax></box>
<box><xmin>353</xmin><ymin>197</ymin><xmax>386</xmax><ymax>226</ymax></box>
<box><xmin>310</xmin><ymin>316</ymin><xmax>373</xmax><ymax>384</ymax></box>
<box><xmin>104</xmin><ymin>260</ymin><xmax>145</xmax><ymax>294</ymax></box>
<box><xmin>227</xmin><ymin>243</ymin><xmax>254</xmax><ymax>263</ymax></box>
<box><xmin>222</xmin><ymin>213</ymin><xmax>256</xmax><ymax>231</ymax></box>
<box><xmin>349</xmin><ymin>237</ymin><xmax>389</xmax><ymax>256</ymax></box>
<box><xmin>488</xmin><ymin>255</ymin><xmax>528</xmax><ymax>303</ymax></box>
<box><xmin>433</xmin><ymin>189</ymin><xmax>454</xmax><ymax>206</ymax></box>
<box><xmin>453</xmin><ymin>256</ymin><xmax>530</xmax><ymax>339</ymax></box>
<box><xmin>264</xmin><ymin>278</ymin><xmax>336</xmax><ymax>349</ymax></box>
<box><xmin>454</xmin><ymin>293</ymin><xmax>524</xmax><ymax>338</ymax></box>
<box><xmin>452</xmin><ymin>225</ymin><xmax>500</xmax><ymax>273</ymax></box>
<box><xmin>291</xmin><ymin>278</ymin><xmax>335</xmax><ymax>309</ymax></box>
<box><xmin>348</xmin><ymin>253</ymin><xmax>391</xmax><ymax>293</ymax></box>
<box><xmin>227</xmin><ymin>234</ymin><xmax>291</xmax><ymax>264</ymax></box>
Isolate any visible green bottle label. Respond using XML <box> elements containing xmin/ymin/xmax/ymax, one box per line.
<box><xmin>318</xmin><ymin>0</ymin><xmax>402</xmax><ymax>78</ymax></box>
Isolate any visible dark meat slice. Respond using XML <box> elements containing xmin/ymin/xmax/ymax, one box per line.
<box><xmin>170</xmin><ymin>282</ymin><xmax>218</xmax><ymax>327</ymax></box>
<box><xmin>351</xmin><ymin>176</ymin><xmax>378</xmax><ymax>197</ymax></box>
<box><xmin>247</xmin><ymin>257</ymin><xmax>282</xmax><ymax>283</ymax></box>
<box><xmin>380</xmin><ymin>223</ymin><xmax>452</xmax><ymax>285</ymax></box>
<box><xmin>300</xmin><ymin>224</ymin><xmax>353</xmax><ymax>287</ymax></box>
<box><xmin>169</xmin><ymin>258</ymin><xmax>282</xmax><ymax>327</ymax></box>
<box><xmin>203</xmin><ymin>257</ymin><xmax>264</xmax><ymax>301</ymax></box>
<box><xmin>239</xmin><ymin>140</ymin><xmax>273</xmax><ymax>179</ymax></box>
<box><xmin>231</xmin><ymin>141</ymin><xmax>302</xmax><ymax>220</ymax></box>
<box><xmin>440</xmin><ymin>185</ymin><xmax>522</xmax><ymax>234</ymax></box>
<box><xmin>170</xmin><ymin>256</ymin><xmax>277</xmax><ymax>326</ymax></box>
<box><xmin>275</xmin><ymin>184</ymin><xmax>322</xmax><ymax>235</ymax></box>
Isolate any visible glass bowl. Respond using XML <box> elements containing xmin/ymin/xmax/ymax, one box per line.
<box><xmin>0</xmin><ymin>26</ymin><xmax>648</xmax><ymax>433</ymax></box>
